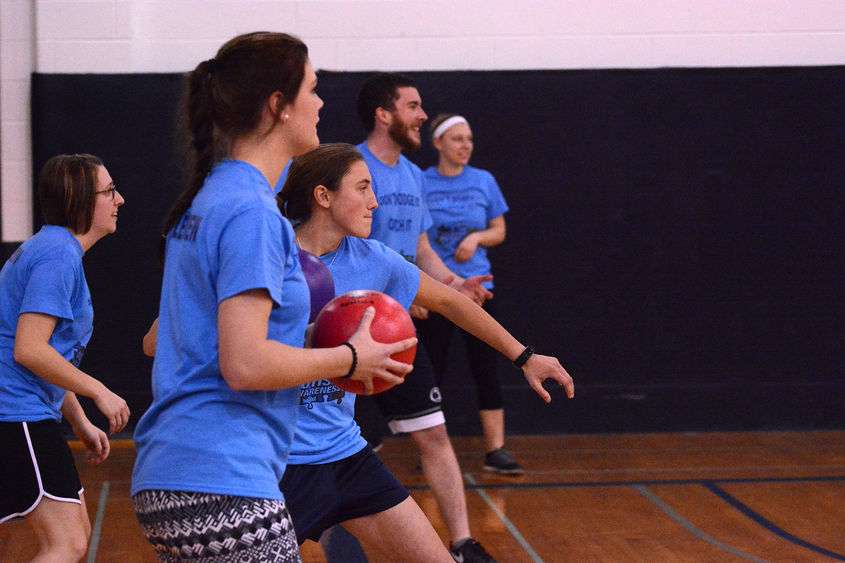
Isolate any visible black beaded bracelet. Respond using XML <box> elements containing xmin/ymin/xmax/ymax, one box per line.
<box><xmin>340</xmin><ymin>342</ymin><xmax>357</xmax><ymax>379</ymax></box>
<box><xmin>512</xmin><ymin>345</ymin><xmax>535</xmax><ymax>368</ymax></box>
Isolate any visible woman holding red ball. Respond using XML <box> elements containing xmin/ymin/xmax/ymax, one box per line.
<box><xmin>276</xmin><ymin>142</ymin><xmax>574</xmax><ymax>560</ymax></box>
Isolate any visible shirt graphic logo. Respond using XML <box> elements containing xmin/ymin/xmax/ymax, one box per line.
<box><xmin>70</xmin><ymin>343</ymin><xmax>86</xmax><ymax>368</ymax></box>
<box><xmin>300</xmin><ymin>379</ymin><xmax>346</xmax><ymax>409</ymax></box>
<box><xmin>172</xmin><ymin>214</ymin><xmax>202</xmax><ymax>242</ymax></box>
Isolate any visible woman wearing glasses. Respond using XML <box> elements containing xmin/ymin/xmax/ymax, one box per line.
<box><xmin>0</xmin><ymin>153</ymin><xmax>130</xmax><ymax>561</ymax></box>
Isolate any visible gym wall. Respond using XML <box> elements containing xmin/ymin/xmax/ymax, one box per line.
<box><xmin>5</xmin><ymin>1</ymin><xmax>845</xmax><ymax>434</ymax></box>
<box><xmin>31</xmin><ymin>65</ymin><xmax>845</xmax><ymax>434</ymax></box>
<box><xmin>5</xmin><ymin>1</ymin><xmax>845</xmax><ymax>241</ymax></box>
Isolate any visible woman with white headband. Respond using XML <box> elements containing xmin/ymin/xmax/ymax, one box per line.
<box><xmin>420</xmin><ymin>114</ymin><xmax>523</xmax><ymax>475</ymax></box>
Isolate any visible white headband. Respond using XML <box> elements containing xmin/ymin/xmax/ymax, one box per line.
<box><xmin>432</xmin><ymin>115</ymin><xmax>468</xmax><ymax>139</ymax></box>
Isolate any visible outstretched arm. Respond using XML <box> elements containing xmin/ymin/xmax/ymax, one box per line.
<box><xmin>412</xmin><ymin>272</ymin><xmax>574</xmax><ymax>402</ymax></box>
<box><xmin>144</xmin><ymin>291</ymin><xmax>415</xmax><ymax>396</ymax></box>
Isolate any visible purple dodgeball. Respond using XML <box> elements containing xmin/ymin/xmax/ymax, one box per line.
<box><xmin>298</xmin><ymin>248</ymin><xmax>335</xmax><ymax>323</ymax></box>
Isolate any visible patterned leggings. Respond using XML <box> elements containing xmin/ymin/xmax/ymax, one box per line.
<box><xmin>132</xmin><ymin>490</ymin><xmax>301</xmax><ymax>562</ymax></box>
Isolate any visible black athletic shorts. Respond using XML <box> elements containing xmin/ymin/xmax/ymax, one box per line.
<box><xmin>0</xmin><ymin>419</ymin><xmax>83</xmax><ymax>522</ymax></box>
<box><xmin>279</xmin><ymin>445</ymin><xmax>409</xmax><ymax>544</ymax></box>
<box><xmin>370</xmin><ymin>338</ymin><xmax>445</xmax><ymax>434</ymax></box>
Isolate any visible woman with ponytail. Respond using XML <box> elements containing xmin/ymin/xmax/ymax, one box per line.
<box><xmin>276</xmin><ymin>143</ymin><xmax>573</xmax><ymax>562</ymax></box>
<box><xmin>131</xmin><ymin>33</ymin><xmax>414</xmax><ymax>562</ymax></box>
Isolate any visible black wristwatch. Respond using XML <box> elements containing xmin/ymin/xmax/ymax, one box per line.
<box><xmin>512</xmin><ymin>345</ymin><xmax>535</xmax><ymax>368</ymax></box>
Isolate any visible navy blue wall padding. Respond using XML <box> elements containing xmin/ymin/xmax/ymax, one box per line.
<box><xmin>30</xmin><ymin>67</ymin><xmax>845</xmax><ymax>434</ymax></box>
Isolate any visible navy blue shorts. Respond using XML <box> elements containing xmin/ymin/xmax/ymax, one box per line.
<box><xmin>279</xmin><ymin>445</ymin><xmax>409</xmax><ymax>544</ymax></box>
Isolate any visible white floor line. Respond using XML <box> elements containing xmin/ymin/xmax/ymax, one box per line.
<box><xmin>86</xmin><ymin>481</ymin><xmax>110</xmax><ymax>563</ymax></box>
<box><xmin>464</xmin><ymin>473</ymin><xmax>544</xmax><ymax>563</ymax></box>
<box><xmin>633</xmin><ymin>485</ymin><xmax>769</xmax><ymax>563</ymax></box>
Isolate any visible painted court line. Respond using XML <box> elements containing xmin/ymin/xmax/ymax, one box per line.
<box><xmin>633</xmin><ymin>485</ymin><xmax>769</xmax><ymax>563</ymax></box>
<box><xmin>404</xmin><ymin>474</ymin><xmax>845</xmax><ymax>491</ymax></box>
<box><xmin>703</xmin><ymin>481</ymin><xmax>845</xmax><ymax>561</ymax></box>
<box><xmin>464</xmin><ymin>473</ymin><xmax>544</xmax><ymax>563</ymax></box>
<box><xmin>86</xmin><ymin>481</ymin><xmax>109</xmax><ymax>563</ymax></box>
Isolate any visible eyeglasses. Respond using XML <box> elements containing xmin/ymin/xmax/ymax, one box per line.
<box><xmin>95</xmin><ymin>185</ymin><xmax>118</xmax><ymax>199</ymax></box>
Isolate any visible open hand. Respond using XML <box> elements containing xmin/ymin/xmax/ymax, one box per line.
<box><xmin>521</xmin><ymin>354</ymin><xmax>574</xmax><ymax>403</ymax></box>
<box><xmin>456</xmin><ymin>275</ymin><xmax>493</xmax><ymax>305</ymax></box>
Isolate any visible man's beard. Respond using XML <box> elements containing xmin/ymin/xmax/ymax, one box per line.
<box><xmin>388</xmin><ymin>118</ymin><xmax>421</xmax><ymax>152</ymax></box>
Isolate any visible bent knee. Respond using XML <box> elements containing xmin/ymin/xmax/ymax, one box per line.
<box><xmin>411</xmin><ymin>424</ymin><xmax>450</xmax><ymax>448</ymax></box>
<box><xmin>42</xmin><ymin>531</ymin><xmax>89</xmax><ymax>561</ymax></box>
<box><xmin>68</xmin><ymin>533</ymin><xmax>91</xmax><ymax>560</ymax></box>
<box><xmin>29</xmin><ymin>502</ymin><xmax>91</xmax><ymax>559</ymax></box>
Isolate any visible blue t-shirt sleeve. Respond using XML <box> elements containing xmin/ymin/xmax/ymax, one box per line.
<box><xmin>485</xmin><ymin>172</ymin><xmax>509</xmax><ymax>220</ymax></box>
<box><xmin>20</xmin><ymin>255</ymin><xmax>76</xmax><ymax>321</ymax></box>
<box><xmin>216</xmin><ymin>207</ymin><xmax>285</xmax><ymax>307</ymax></box>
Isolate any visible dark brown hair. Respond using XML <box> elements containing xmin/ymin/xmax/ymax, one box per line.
<box><xmin>160</xmin><ymin>32</ymin><xmax>309</xmax><ymax>260</ymax></box>
<box><xmin>38</xmin><ymin>153</ymin><xmax>104</xmax><ymax>234</ymax></box>
<box><xmin>356</xmin><ymin>72</ymin><xmax>417</xmax><ymax>134</ymax></box>
<box><xmin>278</xmin><ymin>143</ymin><xmax>364</xmax><ymax>224</ymax></box>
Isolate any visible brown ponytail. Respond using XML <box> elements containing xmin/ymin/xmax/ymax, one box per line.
<box><xmin>159</xmin><ymin>32</ymin><xmax>308</xmax><ymax>262</ymax></box>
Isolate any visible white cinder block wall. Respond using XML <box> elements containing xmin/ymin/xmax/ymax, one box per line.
<box><xmin>2</xmin><ymin>0</ymin><xmax>845</xmax><ymax>241</ymax></box>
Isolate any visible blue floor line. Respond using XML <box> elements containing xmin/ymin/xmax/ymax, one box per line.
<box><xmin>702</xmin><ymin>481</ymin><xmax>845</xmax><ymax>561</ymax></box>
<box><xmin>405</xmin><ymin>474</ymin><xmax>845</xmax><ymax>491</ymax></box>
<box><xmin>634</xmin><ymin>485</ymin><xmax>769</xmax><ymax>563</ymax></box>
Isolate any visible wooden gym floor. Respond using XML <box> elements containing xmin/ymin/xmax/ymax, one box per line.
<box><xmin>1</xmin><ymin>431</ymin><xmax>843</xmax><ymax>562</ymax></box>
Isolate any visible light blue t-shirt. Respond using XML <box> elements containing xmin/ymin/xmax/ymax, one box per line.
<box><xmin>423</xmin><ymin>166</ymin><xmax>508</xmax><ymax>290</ymax></box>
<box><xmin>132</xmin><ymin>159</ymin><xmax>310</xmax><ymax>500</ymax></box>
<box><xmin>357</xmin><ymin>142</ymin><xmax>432</xmax><ymax>264</ymax></box>
<box><xmin>273</xmin><ymin>159</ymin><xmax>292</xmax><ymax>195</ymax></box>
<box><xmin>288</xmin><ymin>236</ymin><xmax>420</xmax><ymax>465</ymax></box>
<box><xmin>0</xmin><ymin>226</ymin><xmax>92</xmax><ymax>422</ymax></box>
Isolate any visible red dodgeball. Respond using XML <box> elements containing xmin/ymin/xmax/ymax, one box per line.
<box><xmin>312</xmin><ymin>290</ymin><xmax>416</xmax><ymax>394</ymax></box>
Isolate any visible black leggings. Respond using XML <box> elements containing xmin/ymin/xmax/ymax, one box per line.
<box><xmin>415</xmin><ymin>300</ymin><xmax>503</xmax><ymax>411</ymax></box>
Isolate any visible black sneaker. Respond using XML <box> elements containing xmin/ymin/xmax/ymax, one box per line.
<box><xmin>483</xmin><ymin>447</ymin><xmax>524</xmax><ymax>476</ymax></box>
<box><xmin>449</xmin><ymin>538</ymin><xmax>496</xmax><ymax>562</ymax></box>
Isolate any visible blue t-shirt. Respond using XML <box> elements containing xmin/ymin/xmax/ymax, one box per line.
<box><xmin>273</xmin><ymin>159</ymin><xmax>292</xmax><ymax>195</ymax></box>
<box><xmin>288</xmin><ymin>236</ymin><xmax>420</xmax><ymax>465</ymax></box>
<box><xmin>0</xmin><ymin>226</ymin><xmax>92</xmax><ymax>422</ymax></box>
<box><xmin>132</xmin><ymin>159</ymin><xmax>310</xmax><ymax>500</ymax></box>
<box><xmin>357</xmin><ymin>142</ymin><xmax>432</xmax><ymax>264</ymax></box>
<box><xmin>423</xmin><ymin>166</ymin><xmax>508</xmax><ymax>290</ymax></box>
